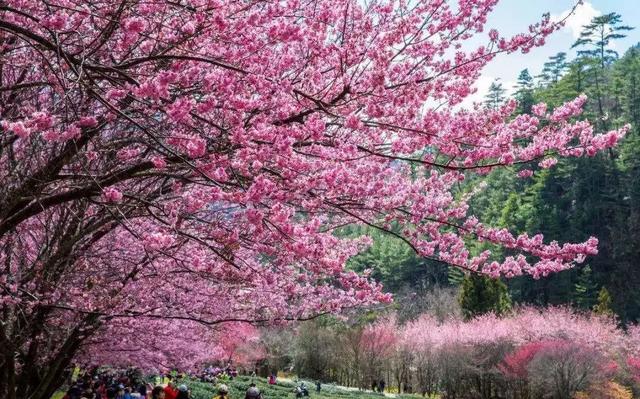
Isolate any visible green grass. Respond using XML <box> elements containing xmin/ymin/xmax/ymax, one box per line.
<box><xmin>185</xmin><ymin>376</ymin><xmax>422</xmax><ymax>399</ymax></box>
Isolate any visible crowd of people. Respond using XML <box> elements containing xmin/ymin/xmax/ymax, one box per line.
<box><xmin>200</xmin><ymin>364</ymin><xmax>238</xmax><ymax>384</ymax></box>
<box><xmin>62</xmin><ymin>366</ymin><xmax>150</xmax><ymax>399</ymax></box>
<box><xmin>153</xmin><ymin>380</ymin><xmax>191</xmax><ymax>399</ymax></box>
<box><xmin>61</xmin><ymin>366</ymin><xmax>267</xmax><ymax>399</ymax></box>
<box><xmin>61</xmin><ymin>367</ymin><xmax>197</xmax><ymax>399</ymax></box>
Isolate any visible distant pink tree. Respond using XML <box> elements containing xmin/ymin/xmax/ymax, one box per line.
<box><xmin>500</xmin><ymin>341</ymin><xmax>547</xmax><ymax>379</ymax></box>
<box><xmin>218</xmin><ymin>323</ymin><xmax>266</xmax><ymax>368</ymax></box>
<box><xmin>359</xmin><ymin>317</ymin><xmax>398</xmax><ymax>386</ymax></box>
<box><xmin>402</xmin><ymin>307</ymin><xmax>623</xmax><ymax>353</ymax></box>
<box><xmin>526</xmin><ymin>340</ymin><xmax>605</xmax><ymax>399</ymax></box>
<box><xmin>361</xmin><ymin>318</ymin><xmax>398</xmax><ymax>357</ymax></box>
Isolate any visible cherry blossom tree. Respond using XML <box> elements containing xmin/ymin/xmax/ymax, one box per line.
<box><xmin>526</xmin><ymin>340</ymin><xmax>605</xmax><ymax>399</ymax></box>
<box><xmin>214</xmin><ymin>322</ymin><xmax>265</xmax><ymax>368</ymax></box>
<box><xmin>0</xmin><ymin>0</ymin><xmax>629</xmax><ymax>398</ymax></box>
<box><xmin>400</xmin><ymin>316</ymin><xmax>441</xmax><ymax>396</ymax></box>
<box><xmin>359</xmin><ymin>317</ymin><xmax>398</xmax><ymax>388</ymax></box>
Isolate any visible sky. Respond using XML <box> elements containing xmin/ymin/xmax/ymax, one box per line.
<box><xmin>468</xmin><ymin>0</ymin><xmax>640</xmax><ymax>103</ymax></box>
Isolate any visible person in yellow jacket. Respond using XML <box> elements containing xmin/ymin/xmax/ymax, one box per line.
<box><xmin>212</xmin><ymin>384</ymin><xmax>230</xmax><ymax>399</ymax></box>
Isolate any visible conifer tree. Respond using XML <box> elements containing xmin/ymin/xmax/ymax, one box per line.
<box><xmin>593</xmin><ymin>287</ymin><xmax>614</xmax><ymax>316</ymax></box>
<box><xmin>572</xmin><ymin>13</ymin><xmax>633</xmax><ymax>127</ymax></box>
<box><xmin>459</xmin><ymin>274</ymin><xmax>512</xmax><ymax>320</ymax></box>
<box><xmin>574</xmin><ymin>266</ymin><xmax>598</xmax><ymax>310</ymax></box>
<box><xmin>539</xmin><ymin>52</ymin><xmax>568</xmax><ymax>86</ymax></box>
<box><xmin>514</xmin><ymin>69</ymin><xmax>535</xmax><ymax>114</ymax></box>
<box><xmin>572</xmin><ymin>13</ymin><xmax>634</xmax><ymax>69</ymax></box>
<box><xmin>484</xmin><ymin>79</ymin><xmax>507</xmax><ymax>109</ymax></box>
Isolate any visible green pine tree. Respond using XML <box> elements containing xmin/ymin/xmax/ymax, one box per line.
<box><xmin>572</xmin><ymin>13</ymin><xmax>634</xmax><ymax>129</ymax></box>
<box><xmin>572</xmin><ymin>12</ymin><xmax>634</xmax><ymax>68</ymax></box>
<box><xmin>514</xmin><ymin>69</ymin><xmax>535</xmax><ymax>114</ymax></box>
<box><xmin>538</xmin><ymin>52</ymin><xmax>568</xmax><ymax>86</ymax></box>
<box><xmin>593</xmin><ymin>287</ymin><xmax>614</xmax><ymax>316</ymax></box>
<box><xmin>484</xmin><ymin>79</ymin><xmax>507</xmax><ymax>110</ymax></box>
<box><xmin>574</xmin><ymin>265</ymin><xmax>598</xmax><ymax>309</ymax></box>
<box><xmin>459</xmin><ymin>274</ymin><xmax>512</xmax><ymax>320</ymax></box>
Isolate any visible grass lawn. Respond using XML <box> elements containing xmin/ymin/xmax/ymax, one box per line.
<box><xmin>187</xmin><ymin>376</ymin><xmax>422</xmax><ymax>399</ymax></box>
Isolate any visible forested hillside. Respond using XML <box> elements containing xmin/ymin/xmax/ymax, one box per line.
<box><xmin>349</xmin><ymin>14</ymin><xmax>640</xmax><ymax>324</ymax></box>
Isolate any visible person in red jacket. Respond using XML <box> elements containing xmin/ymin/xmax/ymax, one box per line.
<box><xmin>163</xmin><ymin>381</ymin><xmax>178</xmax><ymax>399</ymax></box>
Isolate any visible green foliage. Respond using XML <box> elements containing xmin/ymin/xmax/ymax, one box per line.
<box><xmin>538</xmin><ymin>52</ymin><xmax>568</xmax><ymax>86</ymax></box>
<box><xmin>614</xmin><ymin>46</ymin><xmax>640</xmax><ymax>127</ymax></box>
<box><xmin>515</xmin><ymin>69</ymin><xmax>535</xmax><ymax>114</ymax></box>
<box><xmin>593</xmin><ymin>287</ymin><xmax>614</xmax><ymax>316</ymax></box>
<box><xmin>341</xmin><ymin>225</ymin><xmax>449</xmax><ymax>293</ymax></box>
<box><xmin>484</xmin><ymin>79</ymin><xmax>507</xmax><ymax>109</ymax></box>
<box><xmin>572</xmin><ymin>13</ymin><xmax>634</xmax><ymax>68</ymax></box>
<box><xmin>186</xmin><ymin>376</ymin><xmax>421</xmax><ymax>399</ymax></box>
<box><xmin>448</xmin><ymin>267</ymin><xmax>465</xmax><ymax>286</ymax></box>
<box><xmin>458</xmin><ymin>274</ymin><xmax>512</xmax><ymax>320</ymax></box>
<box><xmin>294</xmin><ymin>320</ymin><xmax>340</xmax><ymax>381</ymax></box>
<box><xmin>574</xmin><ymin>266</ymin><xmax>599</xmax><ymax>310</ymax></box>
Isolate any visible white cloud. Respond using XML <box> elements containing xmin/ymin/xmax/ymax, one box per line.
<box><xmin>554</xmin><ymin>1</ymin><xmax>602</xmax><ymax>39</ymax></box>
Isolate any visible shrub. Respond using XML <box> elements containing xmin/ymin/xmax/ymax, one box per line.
<box><xmin>526</xmin><ymin>340</ymin><xmax>605</xmax><ymax>399</ymax></box>
<box><xmin>575</xmin><ymin>381</ymin><xmax>633</xmax><ymax>399</ymax></box>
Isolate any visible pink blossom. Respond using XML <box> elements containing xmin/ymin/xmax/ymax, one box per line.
<box><xmin>212</xmin><ymin>167</ymin><xmax>229</xmax><ymax>182</ymax></box>
<box><xmin>246</xmin><ymin>209</ymin><xmax>264</xmax><ymax>226</ymax></box>
<box><xmin>143</xmin><ymin>232</ymin><xmax>175</xmax><ymax>251</ymax></box>
<box><xmin>4</xmin><ymin>121</ymin><xmax>31</xmax><ymax>138</ymax></box>
<box><xmin>182</xmin><ymin>21</ymin><xmax>196</xmax><ymax>35</ymax></box>
<box><xmin>41</xmin><ymin>13</ymin><xmax>69</xmax><ymax>30</ymax></box>
<box><xmin>627</xmin><ymin>356</ymin><xmax>640</xmax><ymax>381</ymax></box>
<box><xmin>152</xmin><ymin>156</ymin><xmax>167</xmax><ymax>169</ymax></box>
<box><xmin>532</xmin><ymin>103</ymin><xmax>547</xmax><ymax>116</ymax></box>
<box><xmin>0</xmin><ymin>0</ymin><xmax>625</xmax><ymax>387</ymax></box>
<box><xmin>78</xmin><ymin>116</ymin><xmax>98</xmax><ymax>127</ymax></box>
<box><xmin>167</xmin><ymin>98</ymin><xmax>195</xmax><ymax>123</ymax></box>
<box><xmin>64</xmin><ymin>126</ymin><xmax>82</xmax><ymax>140</ymax></box>
<box><xmin>345</xmin><ymin>114</ymin><xmax>362</xmax><ymax>129</ymax></box>
<box><xmin>184</xmin><ymin>138</ymin><xmax>205</xmax><ymax>158</ymax></box>
<box><xmin>538</xmin><ymin>157</ymin><xmax>558</xmax><ymax>169</ymax></box>
<box><xmin>31</xmin><ymin>112</ymin><xmax>55</xmax><ymax>130</ymax></box>
<box><xmin>518</xmin><ymin>169</ymin><xmax>534</xmax><ymax>178</ymax></box>
<box><xmin>122</xmin><ymin>17</ymin><xmax>146</xmax><ymax>35</ymax></box>
<box><xmin>117</xmin><ymin>147</ymin><xmax>141</xmax><ymax>161</ymax></box>
<box><xmin>102</xmin><ymin>187</ymin><xmax>123</xmax><ymax>202</ymax></box>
